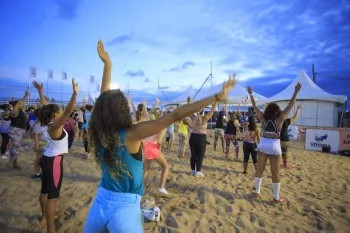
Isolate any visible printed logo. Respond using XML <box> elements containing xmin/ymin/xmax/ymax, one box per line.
<box><xmin>314</xmin><ymin>134</ymin><xmax>328</xmax><ymax>142</ymax></box>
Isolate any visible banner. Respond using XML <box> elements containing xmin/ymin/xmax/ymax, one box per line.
<box><xmin>62</xmin><ymin>71</ymin><xmax>67</xmax><ymax>80</ymax></box>
<box><xmin>30</xmin><ymin>66</ymin><xmax>36</xmax><ymax>78</ymax></box>
<box><xmin>96</xmin><ymin>83</ymin><xmax>100</xmax><ymax>91</ymax></box>
<box><xmin>90</xmin><ymin>75</ymin><xmax>94</xmax><ymax>83</ymax></box>
<box><xmin>339</xmin><ymin>130</ymin><xmax>350</xmax><ymax>151</ymax></box>
<box><xmin>48</xmin><ymin>69</ymin><xmax>54</xmax><ymax>79</ymax></box>
<box><xmin>305</xmin><ymin>129</ymin><xmax>339</xmax><ymax>152</ymax></box>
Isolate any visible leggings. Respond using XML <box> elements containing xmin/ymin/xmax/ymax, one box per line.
<box><xmin>224</xmin><ymin>134</ymin><xmax>239</xmax><ymax>157</ymax></box>
<box><xmin>177</xmin><ymin>133</ymin><xmax>188</xmax><ymax>156</ymax></box>
<box><xmin>8</xmin><ymin>127</ymin><xmax>24</xmax><ymax>161</ymax></box>
<box><xmin>189</xmin><ymin>133</ymin><xmax>207</xmax><ymax>172</ymax></box>
<box><xmin>67</xmin><ymin>130</ymin><xmax>74</xmax><ymax>149</ymax></box>
<box><xmin>281</xmin><ymin>141</ymin><xmax>289</xmax><ymax>159</ymax></box>
<box><xmin>243</xmin><ymin>141</ymin><xmax>257</xmax><ymax>163</ymax></box>
<box><xmin>1</xmin><ymin>133</ymin><xmax>9</xmax><ymax>155</ymax></box>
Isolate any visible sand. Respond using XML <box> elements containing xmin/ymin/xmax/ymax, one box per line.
<box><xmin>0</xmin><ymin>134</ymin><xmax>350</xmax><ymax>233</ymax></box>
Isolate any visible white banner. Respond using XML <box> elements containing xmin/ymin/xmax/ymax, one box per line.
<box><xmin>48</xmin><ymin>69</ymin><xmax>54</xmax><ymax>79</ymax></box>
<box><xmin>30</xmin><ymin>66</ymin><xmax>36</xmax><ymax>78</ymax></box>
<box><xmin>288</xmin><ymin>125</ymin><xmax>299</xmax><ymax>140</ymax></box>
<box><xmin>62</xmin><ymin>71</ymin><xmax>67</xmax><ymax>80</ymax></box>
<box><xmin>305</xmin><ymin>128</ymin><xmax>339</xmax><ymax>152</ymax></box>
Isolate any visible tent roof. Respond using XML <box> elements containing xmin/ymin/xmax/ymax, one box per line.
<box><xmin>168</xmin><ymin>85</ymin><xmax>198</xmax><ymax>103</ymax></box>
<box><xmin>267</xmin><ymin>69</ymin><xmax>347</xmax><ymax>104</ymax></box>
<box><xmin>194</xmin><ymin>82</ymin><xmax>267</xmax><ymax>105</ymax></box>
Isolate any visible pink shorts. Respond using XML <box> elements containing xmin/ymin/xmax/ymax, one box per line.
<box><xmin>143</xmin><ymin>141</ymin><xmax>161</xmax><ymax>160</ymax></box>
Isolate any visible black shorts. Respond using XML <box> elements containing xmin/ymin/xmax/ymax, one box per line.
<box><xmin>78</xmin><ymin>122</ymin><xmax>83</xmax><ymax>129</ymax></box>
<box><xmin>40</xmin><ymin>155</ymin><xmax>64</xmax><ymax>199</ymax></box>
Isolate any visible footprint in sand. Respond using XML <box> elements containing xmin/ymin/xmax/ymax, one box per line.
<box><xmin>63</xmin><ymin>206</ymin><xmax>77</xmax><ymax>221</ymax></box>
<box><xmin>83</xmin><ymin>196</ymin><xmax>93</xmax><ymax>208</ymax></box>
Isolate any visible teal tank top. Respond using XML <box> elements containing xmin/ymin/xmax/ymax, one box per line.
<box><xmin>98</xmin><ymin>130</ymin><xmax>144</xmax><ymax>195</ymax></box>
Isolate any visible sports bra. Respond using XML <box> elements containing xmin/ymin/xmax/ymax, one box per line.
<box><xmin>262</xmin><ymin>119</ymin><xmax>281</xmax><ymax>139</ymax></box>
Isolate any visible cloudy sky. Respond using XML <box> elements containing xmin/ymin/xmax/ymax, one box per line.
<box><xmin>0</xmin><ymin>0</ymin><xmax>349</xmax><ymax>106</ymax></box>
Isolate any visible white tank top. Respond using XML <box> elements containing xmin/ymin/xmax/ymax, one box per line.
<box><xmin>44</xmin><ymin>123</ymin><xmax>69</xmax><ymax>157</ymax></box>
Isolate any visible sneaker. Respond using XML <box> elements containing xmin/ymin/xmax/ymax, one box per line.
<box><xmin>158</xmin><ymin>188</ymin><xmax>169</xmax><ymax>195</ymax></box>
<box><xmin>190</xmin><ymin>170</ymin><xmax>196</xmax><ymax>176</ymax></box>
<box><xmin>32</xmin><ymin>173</ymin><xmax>42</xmax><ymax>179</ymax></box>
<box><xmin>195</xmin><ymin>171</ymin><xmax>205</xmax><ymax>177</ymax></box>
<box><xmin>1</xmin><ymin>155</ymin><xmax>8</xmax><ymax>159</ymax></box>
<box><xmin>273</xmin><ymin>197</ymin><xmax>287</xmax><ymax>204</ymax></box>
<box><xmin>5</xmin><ymin>152</ymin><xmax>9</xmax><ymax>156</ymax></box>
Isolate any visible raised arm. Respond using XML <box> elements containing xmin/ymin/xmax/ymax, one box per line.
<box><xmin>48</xmin><ymin>79</ymin><xmax>78</xmax><ymax>138</ymax></box>
<box><xmin>129</xmin><ymin>96</ymin><xmax>137</xmax><ymax>114</ymax></box>
<box><xmin>152</xmin><ymin>98</ymin><xmax>160</xmax><ymax>109</ymax></box>
<box><xmin>247</xmin><ymin>86</ymin><xmax>263</xmax><ymax>122</ymax></box>
<box><xmin>127</xmin><ymin>77</ymin><xmax>236</xmax><ymax>143</ymax></box>
<box><xmin>97</xmin><ymin>40</ymin><xmax>112</xmax><ymax>93</ymax></box>
<box><xmin>280</xmin><ymin>82</ymin><xmax>302</xmax><ymax>121</ymax></box>
<box><xmin>203</xmin><ymin>102</ymin><xmax>218</xmax><ymax>122</ymax></box>
<box><xmin>236</xmin><ymin>104</ymin><xmax>243</xmax><ymax>118</ymax></box>
<box><xmin>19</xmin><ymin>89</ymin><xmax>29</xmax><ymax>103</ymax></box>
<box><xmin>33</xmin><ymin>81</ymin><xmax>48</xmax><ymax>105</ymax></box>
<box><xmin>142</xmin><ymin>99</ymin><xmax>149</xmax><ymax>118</ymax></box>
<box><xmin>290</xmin><ymin>105</ymin><xmax>302</xmax><ymax>124</ymax></box>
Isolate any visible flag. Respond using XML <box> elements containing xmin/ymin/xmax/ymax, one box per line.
<box><xmin>48</xmin><ymin>69</ymin><xmax>54</xmax><ymax>79</ymax></box>
<box><xmin>62</xmin><ymin>71</ymin><xmax>67</xmax><ymax>80</ymax></box>
<box><xmin>90</xmin><ymin>75</ymin><xmax>94</xmax><ymax>83</ymax></box>
<box><xmin>30</xmin><ymin>66</ymin><xmax>36</xmax><ymax>78</ymax></box>
<box><xmin>96</xmin><ymin>83</ymin><xmax>100</xmax><ymax>91</ymax></box>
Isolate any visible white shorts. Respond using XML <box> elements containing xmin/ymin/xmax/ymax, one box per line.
<box><xmin>256</xmin><ymin>137</ymin><xmax>282</xmax><ymax>156</ymax></box>
<box><xmin>29</xmin><ymin>120</ymin><xmax>36</xmax><ymax>128</ymax></box>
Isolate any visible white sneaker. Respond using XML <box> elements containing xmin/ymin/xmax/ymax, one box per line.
<box><xmin>5</xmin><ymin>152</ymin><xmax>9</xmax><ymax>156</ymax></box>
<box><xmin>190</xmin><ymin>170</ymin><xmax>196</xmax><ymax>176</ymax></box>
<box><xmin>158</xmin><ymin>188</ymin><xmax>169</xmax><ymax>195</ymax></box>
<box><xmin>1</xmin><ymin>155</ymin><xmax>8</xmax><ymax>159</ymax></box>
<box><xmin>195</xmin><ymin>171</ymin><xmax>205</xmax><ymax>177</ymax></box>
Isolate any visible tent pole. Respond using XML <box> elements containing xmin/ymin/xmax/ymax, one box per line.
<box><xmin>316</xmin><ymin>100</ymin><xmax>318</xmax><ymax>127</ymax></box>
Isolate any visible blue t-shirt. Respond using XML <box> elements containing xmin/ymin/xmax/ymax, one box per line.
<box><xmin>82</xmin><ymin>110</ymin><xmax>91</xmax><ymax>130</ymax></box>
<box><xmin>29</xmin><ymin>112</ymin><xmax>36</xmax><ymax>121</ymax></box>
<box><xmin>99</xmin><ymin>130</ymin><xmax>144</xmax><ymax>195</ymax></box>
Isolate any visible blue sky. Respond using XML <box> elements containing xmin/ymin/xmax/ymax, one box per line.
<box><xmin>0</xmin><ymin>0</ymin><xmax>349</xmax><ymax>107</ymax></box>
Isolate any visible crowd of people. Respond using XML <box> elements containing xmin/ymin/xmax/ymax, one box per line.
<box><xmin>0</xmin><ymin>39</ymin><xmax>302</xmax><ymax>233</ymax></box>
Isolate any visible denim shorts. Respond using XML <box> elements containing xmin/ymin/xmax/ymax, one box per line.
<box><xmin>84</xmin><ymin>187</ymin><xmax>143</xmax><ymax>233</ymax></box>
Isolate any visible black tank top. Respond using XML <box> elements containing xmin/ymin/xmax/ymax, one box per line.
<box><xmin>262</xmin><ymin>119</ymin><xmax>281</xmax><ymax>139</ymax></box>
<box><xmin>225</xmin><ymin>121</ymin><xmax>236</xmax><ymax>135</ymax></box>
<box><xmin>10</xmin><ymin>111</ymin><xmax>27</xmax><ymax>129</ymax></box>
<box><xmin>280</xmin><ymin>119</ymin><xmax>291</xmax><ymax>142</ymax></box>
<box><xmin>215</xmin><ymin>121</ymin><xmax>225</xmax><ymax>129</ymax></box>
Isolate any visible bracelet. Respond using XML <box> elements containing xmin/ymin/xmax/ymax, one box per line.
<box><xmin>214</xmin><ymin>94</ymin><xmax>220</xmax><ymax>102</ymax></box>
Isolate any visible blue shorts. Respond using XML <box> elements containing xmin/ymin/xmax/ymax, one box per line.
<box><xmin>84</xmin><ymin>187</ymin><xmax>143</xmax><ymax>233</ymax></box>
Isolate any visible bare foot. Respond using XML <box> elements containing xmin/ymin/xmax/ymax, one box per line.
<box><xmin>39</xmin><ymin>216</ymin><xmax>46</xmax><ymax>224</ymax></box>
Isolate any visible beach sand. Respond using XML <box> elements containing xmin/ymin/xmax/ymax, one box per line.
<box><xmin>0</xmin><ymin>134</ymin><xmax>350</xmax><ymax>233</ymax></box>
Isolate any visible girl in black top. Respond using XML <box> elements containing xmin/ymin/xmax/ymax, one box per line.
<box><xmin>280</xmin><ymin>105</ymin><xmax>301</xmax><ymax>168</ymax></box>
<box><xmin>224</xmin><ymin>112</ymin><xmax>241</xmax><ymax>159</ymax></box>
<box><xmin>214</xmin><ymin>110</ymin><xmax>226</xmax><ymax>153</ymax></box>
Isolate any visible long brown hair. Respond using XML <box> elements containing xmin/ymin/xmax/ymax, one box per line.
<box><xmin>136</xmin><ymin>104</ymin><xmax>144</xmax><ymax>122</ymax></box>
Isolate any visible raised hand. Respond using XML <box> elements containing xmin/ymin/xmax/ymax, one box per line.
<box><xmin>295</xmin><ymin>82</ymin><xmax>302</xmax><ymax>92</ymax></box>
<box><xmin>72</xmin><ymin>78</ymin><xmax>79</xmax><ymax>95</ymax></box>
<box><xmin>33</xmin><ymin>81</ymin><xmax>44</xmax><ymax>93</ymax></box>
<box><xmin>247</xmin><ymin>86</ymin><xmax>253</xmax><ymax>95</ymax></box>
<box><xmin>97</xmin><ymin>39</ymin><xmax>111</xmax><ymax>65</ymax></box>
<box><xmin>297</xmin><ymin>105</ymin><xmax>302</xmax><ymax>110</ymax></box>
<box><xmin>217</xmin><ymin>75</ymin><xmax>236</xmax><ymax>101</ymax></box>
<box><xmin>156</xmin><ymin>97</ymin><xmax>160</xmax><ymax>103</ymax></box>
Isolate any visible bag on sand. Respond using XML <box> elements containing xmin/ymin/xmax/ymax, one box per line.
<box><xmin>142</xmin><ymin>207</ymin><xmax>161</xmax><ymax>222</ymax></box>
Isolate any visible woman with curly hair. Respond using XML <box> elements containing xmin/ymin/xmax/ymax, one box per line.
<box><xmin>248</xmin><ymin>83</ymin><xmax>301</xmax><ymax>204</ymax></box>
<box><xmin>143</xmin><ymin>107</ymin><xmax>169</xmax><ymax>195</ymax></box>
<box><xmin>84</xmin><ymin>40</ymin><xmax>236</xmax><ymax>233</ymax></box>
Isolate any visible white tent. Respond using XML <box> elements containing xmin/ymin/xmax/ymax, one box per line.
<box><xmin>168</xmin><ymin>85</ymin><xmax>198</xmax><ymax>104</ymax></box>
<box><xmin>194</xmin><ymin>82</ymin><xmax>267</xmax><ymax>105</ymax></box>
<box><xmin>266</xmin><ymin>69</ymin><xmax>347</xmax><ymax>127</ymax></box>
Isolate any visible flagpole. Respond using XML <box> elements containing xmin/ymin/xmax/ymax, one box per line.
<box><xmin>28</xmin><ymin>75</ymin><xmax>31</xmax><ymax>106</ymax></box>
<box><xmin>61</xmin><ymin>74</ymin><xmax>63</xmax><ymax>107</ymax></box>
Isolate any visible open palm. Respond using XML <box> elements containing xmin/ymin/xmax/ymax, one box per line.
<box><xmin>97</xmin><ymin>40</ymin><xmax>111</xmax><ymax>64</ymax></box>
